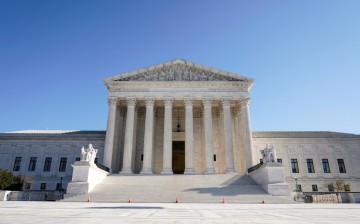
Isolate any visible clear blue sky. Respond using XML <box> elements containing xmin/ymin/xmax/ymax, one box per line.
<box><xmin>1</xmin><ymin>0</ymin><xmax>359</xmax><ymax>134</ymax></box>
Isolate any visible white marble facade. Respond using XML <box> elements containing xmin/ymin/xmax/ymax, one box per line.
<box><xmin>102</xmin><ymin>59</ymin><xmax>255</xmax><ymax>175</ymax></box>
<box><xmin>0</xmin><ymin>59</ymin><xmax>359</xmax><ymax>192</ymax></box>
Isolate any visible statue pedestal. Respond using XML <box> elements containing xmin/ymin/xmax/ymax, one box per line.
<box><xmin>66</xmin><ymin>161</ymin><xmax>108</xmax><ymax>196</ymax></box>
<box><xmin>249</xmin><ymin>162</ymin><xmax>290</xmax><ymax>196</ymax></box>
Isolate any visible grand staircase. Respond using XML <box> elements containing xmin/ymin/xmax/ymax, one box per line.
<box><xmin>63</xmin><ymin>174</ymin><xmax>295</xmax><ymax>203</ymax></box>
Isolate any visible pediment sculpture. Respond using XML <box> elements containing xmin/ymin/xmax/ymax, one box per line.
<box><xmin>115</xmin><ymin>64</ymin><xmax>241</xmax><ymax>82</ymax></box>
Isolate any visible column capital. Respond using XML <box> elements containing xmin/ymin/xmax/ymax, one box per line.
<box><xmin>221</xmin><ymin>96</ymin><xmax>232</xmax><ymax>107</ymax></box>
<box><xmin>202</xmin><ymin>96</ymin><xmax>213</xmax><ymax>106</ymax></box>
<box><xmin>145</xmin><ymin>96</ymin><xmax>156</xmax><ymax>107</ymax></box>
<box><xmin>108</xmin><ymin>97</ymin><xmax>118</xmax><ymax>106</ymax></box>
<box><xmin>240</xmin><ymin>98</ymin><xmax>250</xmax><ymax>107</ymax></box>
<box><xmin>126</xmin><ymin>96</ymin><xmax>137</xmax><ymax>106</ymax></box>
<box><xmin>163</xmin><ymin>96</ymin><xmax>174</xmax><ymax>107</ymax></box>
<box><xmin>184</xmin><ymin>96</ymin><xmax>194</xmax><ymax>107</ymax></box>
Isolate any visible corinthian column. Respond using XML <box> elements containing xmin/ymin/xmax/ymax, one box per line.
<box><xmin>184</xmin><ymin>96</ymin><xmax>195</xmax><ymax>174</ymax></box>
<box><xmin>221</xmin><ymin>96</ymin><xmax>235</xmax><ymax>173</ymax></box>
<box><xmin>240</xmin><ymin>98</ymin><xmax>254</xmax><ymax>170</ymax></box>
<box><xmin>161</xmin><ymin>97</ymin><xmax>174</xmax><ymax>174</ymax></box>
<box><xmin>103</xmin><ymin>97</ymin><xmax>118</xmax><ymax>172</ymax></box>
<box><xmin>140</xmin><ymin>97</ymin><xmax>155</xmax><ymax>175</ymax></box>
<box><xmin>203</xmin><ymin>96</ymin><xmax>215</xmax><ymax>174</ymax></box>
<box><xmin>120</xmin><ymin>97</ymin><xmax>137</xmax><ymax>174</ymax></box>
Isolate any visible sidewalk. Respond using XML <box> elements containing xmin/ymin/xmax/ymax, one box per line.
<box><xmin>1</xmin><ymin>201</ymin><xmax>359</xmax><ymax>224</ymax></box>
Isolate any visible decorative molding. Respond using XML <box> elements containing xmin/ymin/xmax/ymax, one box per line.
<box><xmin>145</xmin><ymin>97</ymin><xmax>155</xmax><ymax>107</ymax></box>
<box><xmin>106</xmin><ymin>82</ymin><xmax>251</xmax><ymax>93</ymax></box>
<box><xmin>126</xmin><ymin>96</ymin><xmax>137</xmax><ymax>106</ymax></box>
<box><xmin>107</xmin><ymin>97</ymin><xmax>118</xmax><ymax>106</ymax></box>
<box><xmin>202</xmin><ymin>96</ymin><xmax>213</xmax><ymax>107</ymax></box>
<box><xmin>240</xmin><ymin>98</ymin><xmax>250</xmax><ymax>107</ymax></box>
<box><xmin>221</xmin><ymin>96</ymin><xmax>232</xmax><ymax>107</ymax></box>
<box><xmin>163</xmin><ymin>97</ymin><xmax>174</xmax><ymax>107</ymax></box>
<box><xmin>183</xmin><ymin>96</ymin><xmax>194</xmax><ymax>107</ymax></box>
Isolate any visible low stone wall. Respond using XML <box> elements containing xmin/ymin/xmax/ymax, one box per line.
<box><xmin>312</xmin><ymin>194</ymin><xmax>339</xmax><ymax>203</ymax></box>
<box><xmin>0</xmin><ymin>191</ymin><xmax>11</xmax><ymax>201</ymax></box>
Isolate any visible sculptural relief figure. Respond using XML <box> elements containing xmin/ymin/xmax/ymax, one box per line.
<box><xmin>80</xmin><ymin>147</ymin><xmax>87</xmax><ymax>161</ymax></box>
<box><xmin>159</xmin><ymin>71</ymin><xmax>166</xmax><ymax>81</ymax></box>
<box><xmin>79</xmin><ymin>144</ymin><xmax>98</xmax><ymax>165</ymax></box>
<box><xmin>261</xmin><ymin>144</ymin><xmax>277</xmax><ymax>165</ymax></box>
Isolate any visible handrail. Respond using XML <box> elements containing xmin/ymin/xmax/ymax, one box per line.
<box><xmin>247</xmin><ymin>162</ymin><xmax>262</xmax><ymax>174</ymax></box>
<box><xmin>96</xmin><ymin>163</ymin><xmax>110</xmax><ymax>173</ymax></box>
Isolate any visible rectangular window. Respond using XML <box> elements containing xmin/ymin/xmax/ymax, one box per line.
<box><xmin>28</xmin><ymin>157</ymin><xmax>37</xmax><ymax>171</ymax></box>
<box><xmin>312</xmin><ymin>184</ymin><xmax>318</xmax><ymax>192</ymax></box>
<box><xmin>75</xmin><ymin>157</ymin><xmax>80</xmax><ymax>162</ymax></box>
<box><xmin>297</xmin><ymin>184</ymin><xmax>302</xmax><ymax>192</ymax></box>
<box><xmin>213</xmin><ymin>155</ymin><xmax>216</xmax><ymax>162</ymax></box>
<box><xmin>306</xmin><ymin>159</ymin><xmax>315</xmax><ymax>173</ymax></box>
<box><xmin>40</xmin><ymin>183</ymin><xmax>46</xmax><ymax>190</ymax></box>
<box><xmin>291</xmin><ymin>159</ymin><xmax>299</xmax><ymax>173</ymax></box>
<box><xmin>13</xmin><ymin>157</ymin><xmax>22</xmax><ymax>171</ymax></box>
<box><xmin>56</xmin><ymin>183</ymin><xmax>61</xmax><ymax>191</ymax></box>
<box><xmin>277</xmin><ymin>158</ymin><xmax>282</xmax><ymax>164</ymax></box>
<box><xmin>337</xmin><ymin>159</ymin><xmax>346</xmax><ymax>173</ymax></box>
<box><xmin>322</xmin><ymin>159</ymin><xmax>331</xmax><ymax>173</ymax></box>
<box><xmin>43</xmin><ymin>157</ymin><xmax>52</xmax><ymax>172</ymax></box>
<box><xmin>59</xmin><ymin>157</ymin><xmax>67</xmax><ymax>172</ymax></box>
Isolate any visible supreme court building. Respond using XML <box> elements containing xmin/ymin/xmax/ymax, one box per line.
<box><xmin>102</xmin><ymin>59</ymin><xmax>255</xmax><ymax>175</ymax></box>
<box><xmin>1</xmin><ymin>59</ymin><xmax>360</xmax><ymax>199</ymax></box>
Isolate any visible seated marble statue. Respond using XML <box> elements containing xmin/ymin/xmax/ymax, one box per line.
<box><xmin>261</xmin><ymin>144</ymin><xmax>277</xmax><ymax>165</ymax></box>
<box><xmin>80</xmin><ymin>144</ymin><xmax>98</xmax><ymax>165</ymax></box>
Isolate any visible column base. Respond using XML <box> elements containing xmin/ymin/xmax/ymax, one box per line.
<box><xmin>226</xmin><ymin>168</ymin><xmax>236</xmax><ymax>174</ymax></box>
<box><xmin>184</xmin><ymin>168</ymin><xmax>195</xmax><ymax>175</ymax></box>
<box><xmin>120</xmin><ymin>168</ymin><xmax>133</xmax><ymax>175</ymax></box>
<box><xmin>205</xmin><ymin>168</ymin><xmax>215</xmax><ymax>174</ymax></box>
<box><xmin>140</xmin><ymin>168</ymin><xmax>153</xmax><ymax>175</ymax></box>
<box><xmin>161</xmin><ymin>168</ymin><xmax>173</xmax><ymax>175</ymax></box>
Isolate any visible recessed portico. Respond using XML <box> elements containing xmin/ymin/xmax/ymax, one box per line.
<box><xmin>103</xmin><ymin>59</ymin><xmax>255</xmax><ymax>175</ymax></box>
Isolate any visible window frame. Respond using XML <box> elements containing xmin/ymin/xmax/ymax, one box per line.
<box><xmin>306</xmin><ymin>159</ymin><xmax>315</xmax><ymax>173</ymax></box>
<box><xmin>337</xmin><ymin>159</ymin><xmax>346</xmax><ymax>173</ymax></box>
<box><xmin>43</xmin><ymin>157</ymin><xmax>52</xmax><ymax>172</ymax></box>
<box><xmin>59</xmin><ymin>157</ymin><xmax>67</xmax><ymax>172</ymax></box>
<box><xmin>291</xmin><ymin>159</ymin><xmax>299</xmax><ymax>173</ymax></box>
<box><xmin>322</xmin><ymin>159</ymin><xmax>331</xmax><ymax>173</ymax></box>
<box><xmin>13</xmin><ymin>157</ymin><xmax>22</xmax><ymax>171</ymax></box>
<box><xmin>28</xmin><ymin>157</ymin><xmax>37</xmax><ymax>172</ymax></box>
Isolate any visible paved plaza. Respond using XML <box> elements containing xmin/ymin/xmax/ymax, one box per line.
<box><xmin>0</xmin><ymin>202</ymin><xmax>360</xmax><ymax>224</ymax></box>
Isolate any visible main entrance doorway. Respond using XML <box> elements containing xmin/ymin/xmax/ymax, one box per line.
<box><xmin>172</xmin><ymin>141</ymin><xmax>185</xmax><ymax>174</ymax></box>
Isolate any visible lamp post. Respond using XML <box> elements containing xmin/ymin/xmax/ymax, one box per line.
<box><xmin>60</xmin><ymin>176</ymin><xmax>64</xmax><ymax>199</ymax></box>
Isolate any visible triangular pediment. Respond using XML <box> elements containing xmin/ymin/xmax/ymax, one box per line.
<box><xmin>104</xmin><ymin>59</ymin><xmax>254</xmax><ymax>83</ymax></box>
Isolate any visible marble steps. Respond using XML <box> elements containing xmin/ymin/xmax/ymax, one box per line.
<box><xmin>63</xmin><ymin>174</ymin><xmax>295</xmax><ymax>203</ymax></box>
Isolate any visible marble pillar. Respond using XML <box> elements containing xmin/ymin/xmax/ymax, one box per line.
<box><xmin>103</xmin><ymin>97</ymin><xmax>118</xmax><ymax>172</ymax></box>
<box><xmin>203</xmin><ymin>96</ymin><xmax>215</xmax><ymax>174</ymax></box>
<box><xmin>120</xmin><ymin>97</ymin><xmax>137</xmax><ymax>174</ymax></box>
<box><xmin>221</xmin><ymin>96</ymin><xmax>235</xmax><ymax>173</ymax></box>
<box><xmin>140</xmin><ymin>97</ymin><xmax>155</xmax><ymax>174</ymax></box>
<box><xmin>161</xmin><ymin>97</ymin><xmax>174</xmax><ymax>174</ymax></box>
<box><xmin>241</xmin><ymin>98</ymin><xmax>254</xmax><ymax>170</ymax></box>
<box><xmin>184</xmin><ymin>96</ymin><xmax>195</xmax><ymax>174</ymax></box>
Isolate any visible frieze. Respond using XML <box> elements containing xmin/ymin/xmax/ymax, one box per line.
<box><xmin>107</xmin><ymin>81</ymin><xmax>251</xmax><ymax>93</ymax></box>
